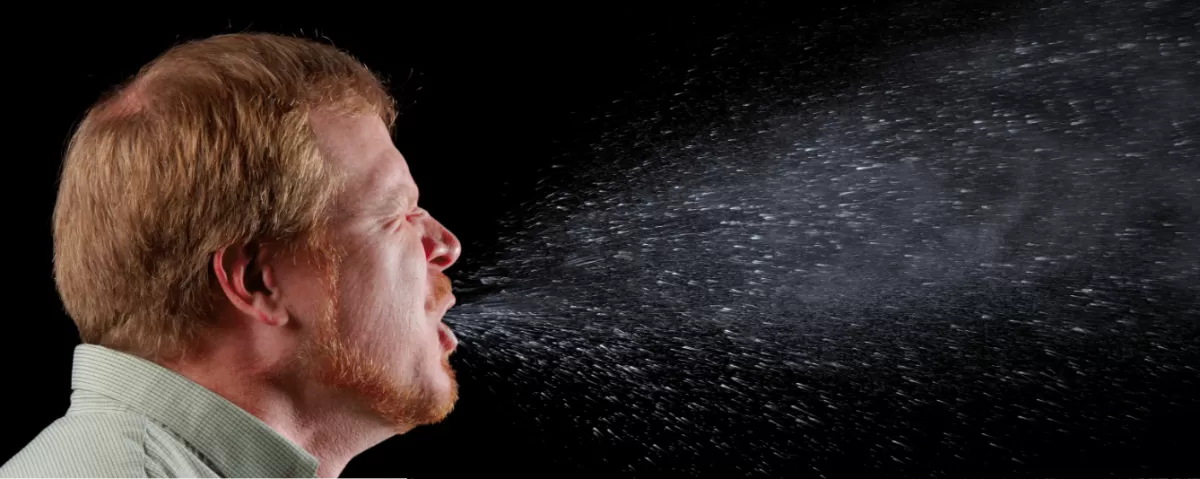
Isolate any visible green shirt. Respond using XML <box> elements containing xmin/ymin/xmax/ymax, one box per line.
<box><xmin>2</xmin><ymin>345</ymin><xmax>320</xmax><ymax>478</ymax></box>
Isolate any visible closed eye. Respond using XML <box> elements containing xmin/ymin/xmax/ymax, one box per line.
<box><xmin>384</xmin><ymin>209</ymin><xmax>420</xmax><ymax>232</ymax></box>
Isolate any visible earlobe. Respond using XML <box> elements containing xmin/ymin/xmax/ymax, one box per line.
<box><xmin>258</xmin><ymin>310</ymin><xmax>284</xmax><ymax>327</ymax></box>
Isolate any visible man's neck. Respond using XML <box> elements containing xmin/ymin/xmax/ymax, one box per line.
<box><xmin>162</xmin><ymin>345</ymin><xmax>399</xmax><ymax>478</ymax></box>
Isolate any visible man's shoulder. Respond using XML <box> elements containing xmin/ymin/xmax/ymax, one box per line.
<box><xmin>1</xmin><ymin>412</ymin><xmax>153</xmax><ymax>478</ymax></box>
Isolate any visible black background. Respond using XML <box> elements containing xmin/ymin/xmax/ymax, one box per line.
<box><xmin>9</xmin><ymin>2</ymin><xmax>1194</xmax><ymax>477</ymax></box>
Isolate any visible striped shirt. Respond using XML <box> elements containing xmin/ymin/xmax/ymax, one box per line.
<box><xmin>1</xmin><ymin>344</ymin><xmax>319</xmax><ymax>478</ymax></box>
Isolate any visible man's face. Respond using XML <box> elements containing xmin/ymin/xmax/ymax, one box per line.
<box><xmin>286</xmin><ymin>110</ymin><xmax>462</xmax><ymax>430</ymax></box>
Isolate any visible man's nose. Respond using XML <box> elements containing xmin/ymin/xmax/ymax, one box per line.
<box><xmin>421</xmin><ymin>216</ymin><xmax>461</xmax><ymax>270</ymax></box>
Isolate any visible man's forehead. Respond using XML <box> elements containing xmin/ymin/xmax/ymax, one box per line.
<box><xmin>308</xmin><ymin>110</ymin><xmax>418</xmax><ymax>212</ymax></box>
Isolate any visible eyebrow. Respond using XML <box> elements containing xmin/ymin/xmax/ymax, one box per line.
<box><xmin>372</xmin><ymin>183</ymin><xmax>419</xmax><ymax>215</ymax></box>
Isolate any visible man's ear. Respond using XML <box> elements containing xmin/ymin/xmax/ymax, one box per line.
<box><xmin>213</xmin><ymin>242</ymin><xmax>287</xmax><ymax>326</ymax></box>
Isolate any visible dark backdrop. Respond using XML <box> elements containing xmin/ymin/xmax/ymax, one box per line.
<box><xmin>10</xmin><ymin>2</ymin><xmax>1193</xmax><ymax>478</ymax></box>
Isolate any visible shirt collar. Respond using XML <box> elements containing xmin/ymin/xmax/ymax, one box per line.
<box><xmin>71</xmin><ymin>344</ymin><xmax>320</xmax><ymax>478</ymax></box>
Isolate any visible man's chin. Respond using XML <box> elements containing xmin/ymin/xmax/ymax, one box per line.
<box><xmin>427</xmin><ymin>357</ymin><xmax>460</xmax><ymax>423</ymax></box>
<box><xmin>313</xmin><ymin>352</ymin><xmax>459</xmax><ymax>430</ymax></box>
<box><xmin>387</xmin><ymin>357</ymin><xmax>459</xmax><ymax>427</ymax></box>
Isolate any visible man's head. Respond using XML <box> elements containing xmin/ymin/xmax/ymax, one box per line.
<box><xmin>53</xmin><ymin>33</ymin><xmax>462</xmax><ymax>429</ymax></box>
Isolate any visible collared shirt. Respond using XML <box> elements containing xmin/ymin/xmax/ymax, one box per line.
<box><xmin>1</xmin><ymin>344</ymin><xmax>320</xmax><ymax>478</ymax></box>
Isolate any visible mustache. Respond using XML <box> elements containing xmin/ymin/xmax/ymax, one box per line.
<box><xmin>432</xmin><ymin>272</ymin><xmax>453</xmax><ymax>302</ymax></box>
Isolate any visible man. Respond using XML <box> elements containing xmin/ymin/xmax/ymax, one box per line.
<box><xmin>3</xmin><ymin>32</ymin><xmax>462</xmax><ymax>478</ymax></box>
